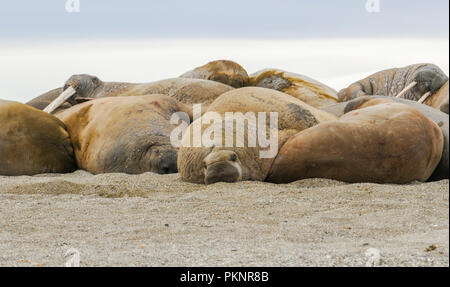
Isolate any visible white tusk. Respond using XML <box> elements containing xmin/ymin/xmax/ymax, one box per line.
<box><xmin>418</xmin><ymin>92</ymin><xmax>432</xmax><ymax>104</ymax></box>
<box><xmin>395</xmin><ymin>81</ymin><xmax>417</xmax><ymax>99</ymax></box>
<box><xmin>43</xmin><ymin>86</ymin><xmax>76</xmax><ymax>114</ymax></box>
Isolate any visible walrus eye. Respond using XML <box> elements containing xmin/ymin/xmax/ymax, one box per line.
<box><xmin>230</xmin><ymin>154</ymin><xmax>237</xmax><ymax>162</ymax></box>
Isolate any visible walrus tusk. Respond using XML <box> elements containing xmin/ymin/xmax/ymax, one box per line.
<box><xmin>395</xmin><ymin>81</ymin><xmax>417</xmax><ymax>99</ymax></box>
<box><xmin>418</xmin><ymin>92</ymin><xmax>432</xmax><ymax>104</ymax></box>
<box><xmin>43</xmin><ymin>86</ymin><xmax>76</xmax><ymax>114</ymax></box>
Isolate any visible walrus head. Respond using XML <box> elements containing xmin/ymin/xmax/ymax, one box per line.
<box><xmin>43</xmin><ymin>74</ymin><xmax>103</xmax><ymax>114</ymax></box>
<box><xmin>412</xmin><ymin>67</ymin><xmax>448</xmax><ymax>98</ymax></box>
<box><xmin>147</xmin><ymin>147</ymin><xmax>178</xmax><ymax>174</ymax></box>
<box><xmin>63</xmin><ymin>74</ymin><xmax>103</xmax><ymax>105</ymax></box>
<box><xmin>101</xmin><ymin>140</ymin><xmax>179</xmax><ymax>175</ymax></box>
<box><xmin>202</xmin><ymin>150</ymin><xmax>242</xmax><ymax>185</ymax></box>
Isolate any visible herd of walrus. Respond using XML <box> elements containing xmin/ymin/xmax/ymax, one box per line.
<box><xmin>1</xmin><ymin>60</ymin><xmax>448</xmax><ymax>185</ymax></box>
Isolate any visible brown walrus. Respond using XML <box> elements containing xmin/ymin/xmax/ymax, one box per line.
<box><xmin>56</xmin><ymin>95</ymin><xmax>192</xmax><ymax>175</ymax></box>
<box><xmin>37</xmin><ymin>75</ymin><xmax>234</xmax><ymax>114</ymax></box>
<box><xmin>337</xmin><ymin>63</ymin><xmax>448</xmax><ymax>105</ymax></box>
<box><xmin>180</xmin><ymin>60</ymin><xmax>249</xmax><ymax>88</ymax></box>
<box><xmin>177</xmin><ymin>87</ymin><xmax>337</xmax><ymax>184</ymax></box>
<box><xmin>0</xmin><ymin>99</ymin><xmax>76</xmax><ymax>176</ymax></box>
<box><xmin>267</xmin><ymin>102</ymin><xmax>444</xmax><ymax>184</ymax></box>
<box><xmin>248</xmin><ymin>69</ymin><xmax>339</xmax><ymax>108</ymax></box>
<box><xmin>327</xmin><ymin>96</ymin><xmax>449</xmax><ymax>182</ymax></box>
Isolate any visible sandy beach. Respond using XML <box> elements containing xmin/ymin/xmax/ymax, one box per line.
<box><xmin>0</xmin><ymin>170</ymin><xmax>448</xmax><ymax>267</ymax></box>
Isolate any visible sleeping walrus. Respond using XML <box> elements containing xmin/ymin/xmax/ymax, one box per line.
<box><xmin>177</xmin><ymin>87</ymin><xmax>337</xmax><ymax>184</ymax></box>
<box><xmin>0</xmin><ymin>100</ymin><xmax>76</xmax><ymax>176</ymax></box>
<box><xmin>267</xmin><ymin>102</ymin><xmax>443</xmax><ymax>184</ymax></box>
<box><xmin>248</xmin><ymin>69</ymin><xmax>339</xmax><ymax>108</ymax></box>
<box><xmin>180</xmin><ymin>60</ymin><xmax>249</xmax><ymax>88</ymax></box>
<box><xmin>56</xmin><ymin>95</ymin><xmax>192</xmax><ymax>175</ymax></box>
<box><xmin>34</xmin><ymin>75</ymin><xmax>233</xmax><ymax>114</ymax></box>
<box><xmin>327</xmin><ymin>96</ymin><xmax>449</xmax><ymax>182</ymax></box>
<box><xmin>337</xmin><ymin>63</ymin><xmax>448</xmax><ymax>106</ymax></box>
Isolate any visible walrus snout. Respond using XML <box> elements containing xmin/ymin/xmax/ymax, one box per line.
<box><xmin>153</xmin><ymin>149</ymin><xmax>178</xmax><ymax>174</ymax></box>
<box><xmin>414</xmin><ymin>68</ymin><xmax>448</xmax><ymax>95</ymax></box>
<box><xmin>204</xmin><ymin>161</ymin><xmax>241</xmax><ymax>185</ymax></box>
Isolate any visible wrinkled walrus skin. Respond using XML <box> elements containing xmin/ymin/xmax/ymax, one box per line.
<box><xmin>267</xmin><ymin>102</ymin><xmax>443</xmax><ymax>184</ymax></box>
<box><xmin>180</xmin><ymin>60</ymin><xmax>249</xmax><ymax>88</ymax></box>
<box><xmin>249</xmin><ymin>69</ymin><xmax>339</xmax><ymax>108</ymax></box>
<box><xmin>0</xmin><ymin>99</ymin><xmax>76</xmax><ymax>176</ymax></box>
<box><xmin>27</xmin><ymin>75</ymin><xmax>234</xmax><ymax>114</ymax></box>
<box><xmin>338</xmin><ymin>63</ymin><xmax>448</xmax><ymax>103</ymax></box>
<box><xmin>177</xmin><ymin>87</ymin><xmax>337</xmax><ymax>184</ymax></box>
<box><xmin>61</xmin><ymin>75</ymin><xmax>233</xmax><ymax>106</ymax></box>
<box><xmin>56</xmin><ymin>95</ymin><xmax>192</xmax><ymax>175</ymax></box>
<box><xmin>325</xmin><ymin>96</ymin><xmax>449</xmax><ymax>182</ymax></box>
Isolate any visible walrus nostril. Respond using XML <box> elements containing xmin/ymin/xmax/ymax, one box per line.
<box><xmin>205</xmin><ymin>161</ymin><xmax>240</xmax><ymax>185</ymax></box>
<box><xmin>156</xmin><ymin>150</ymin><xmax>178</xmax><ymax>174</ymax></box>
<box><xmin>159</xmin><ymin>162</ymin><xmax>177</xmax><ymax>174</ymax></box>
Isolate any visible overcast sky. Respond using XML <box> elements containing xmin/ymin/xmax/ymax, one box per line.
<box><xmin>0</xmin><ymin>1</ymin><xmax>448</xmax><ymax>102</ymax></box>
<box><xmin>0</xmin><ymin>0</ymin><xmax>448</xmax><ymax>40</ymax></box>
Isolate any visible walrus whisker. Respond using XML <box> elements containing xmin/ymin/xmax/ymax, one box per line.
<box><xmin>395</xmin><ymin>81</ymin><xmax>417</xmax><ymax>99</ymax></box>
<box><xmin>418</xmin><ymin>92</ymin><xmax>432</xmax><ymax>104</ymax></box>
<box><xmin>43</xmin><ymin>86</ymin><xmax>76</xmax><ymax>114</ymax></box>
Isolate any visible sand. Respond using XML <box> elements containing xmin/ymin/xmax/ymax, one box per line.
<box><xmin>0</xmin><ymin>170</ymin><xmax>448</xmax><ymax>267</ymax></box>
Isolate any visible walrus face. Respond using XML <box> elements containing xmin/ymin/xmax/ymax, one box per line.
<box><xmin>413</xmin><ymin>68</ymin><xmax>448</xmax><ymax>96</ymax></box>
<box><xmin>147</xmin><ymin>147</ymin><xmax>178</xmax><ymax>174</ymax></box>
<box><xmin>203</xmin><ymin>150</ymin><xmax>242</xmax><ymax>185</ymax></box>
<box><xmin>63</xmin><ymin>74</ymin><xmax>103</xmax><ymax>105</ymax></box>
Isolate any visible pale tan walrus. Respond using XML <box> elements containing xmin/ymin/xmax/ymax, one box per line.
<box><xmin>56</xmin><ymin>95</ymin><xmax>192</xmax><ymax>175</ymax></box>
<box><xmin>177</xmin><ymin>87</ymin><xmax>337</xmax><ymax>184</ymax></box>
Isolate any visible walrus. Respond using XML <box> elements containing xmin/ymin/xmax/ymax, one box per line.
<box><xmin>267</xmin><ymin>102</ymin><xmax>444</xmax><ymax>184</ymax></box>
<box><xmin>326</xmin><ymin>96</ymin><xmax>449</xmax><ymax>182</ymax></box>
<box><xmin>337</xmin><ymin>63</ymin><xmax>448</xmax><ymax>105</ymax></box>
<box><xmin>56</xmin><ymin>95</ymin><xmax>192</xmax><ymax>175</ymax></box>
<box><xmin>41</xmin><ymin>75</ymin><xmax>233</xmax><ymax>114</ymax></box>
<box><xmin>177</xmin><ymin>87</ymin><xmax>337</xmax><ymax>184</ymax></box>
<box><xmin>248</xmin><ymin>69</ymin><xmax>339</xmax><ymax>108</ymax></box>
<box><xmin>0</xmin><ymin>99</ymin><xmax>76</xmax><ymax>176</ymax></box>
<box><xmin>180</xmin><ymin>60</ymin><xmax>249</xmax><ymax>88</ymax></box>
